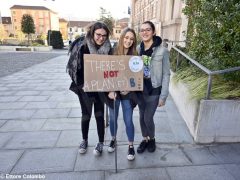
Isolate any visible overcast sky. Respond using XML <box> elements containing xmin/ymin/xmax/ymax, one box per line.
<box><xmin>0</xmin><ymin>0</ymin><xmax>131</xmax><ymax>20</ymax></box>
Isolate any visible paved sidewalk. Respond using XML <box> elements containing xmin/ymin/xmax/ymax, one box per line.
<box><xmin>0</xmin><ymin>55</ymin><xmax>240</xmax><ymax>180</ymax></box>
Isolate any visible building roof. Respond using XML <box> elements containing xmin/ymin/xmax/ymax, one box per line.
<box><xmin>116</xmin><ymin>18</ymin><xmax>129</xmax><ymax>29</ymax></box>
<box><xmin>59</xmin><ymin>18</ymin><xmax>68</xmax><ymax>23</ymax></box>
<box><xmin>118</xmin><ymin>18</ymin><xmax>130</xmax><ymax>23</ymax></box>
<box><xmin>1</xmin><ymin>17</ymin><xmax>12</xmax><ymax>24</ymax></box>
<box><xmin>10</xmin><ymin>5</ymin><xmax>50</xmax><ymax>11</ymax></box>
<box><xmin>68</xmin><ymin>21</ymin><xmax>94</xmax><ymax>28</ymax></box>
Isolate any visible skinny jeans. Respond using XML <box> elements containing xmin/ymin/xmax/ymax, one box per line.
<box><xmin>109</xmin><ymin>99</ymin><xmax>134</xmax><ymax>142</ymax></box>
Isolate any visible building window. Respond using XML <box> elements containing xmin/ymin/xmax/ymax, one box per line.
<box><xmin>70</xmin><ymin>28</ymin><xmax>72</xmax><ymax>32</ymax></box>
<box><xmin>14</xmin><ymin>19</ymin><xmax>17</xmax><ymax>22</ymax></box>
<box><xmin>171</xmin><ymin>0</ymin><xmax>175</xmax><ymax>19</ymax></box>
<box><xmin>13</xmin><ymin>11</ymin><xmax>16</xmax><ymax>15</ymax></box>
<box><xmin>15</xmin><ymin>26</ymin><xmax>17</xmax><ymax>30</ymax></box>
<box><xmin>39</xmin><ymin>11</ymin><xmax>43</xmax><ymax>18</ymax></box>
<box><xmin>152</xmin><ymin>3</ymin><xmax>156</xmax><ymax>18</ymax></box>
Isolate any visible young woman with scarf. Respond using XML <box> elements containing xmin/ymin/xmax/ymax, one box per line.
<box><xmin>136</xmin><ymin>21</ymin><xmax>170</xmax><ymax>153</ymax></box>
<box><xmin>67</xmin><ymin>22</ymin><xmax>112</xmax><ymax>156</ymax></box>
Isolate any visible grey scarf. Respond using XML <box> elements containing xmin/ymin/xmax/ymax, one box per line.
<box><xmin>86</xmin><ymin>38</ymin><xmax>111</xmax><ymax>55</ymax></box>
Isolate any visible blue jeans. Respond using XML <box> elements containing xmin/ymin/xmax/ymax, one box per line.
<box><xmin>109</xmin><ymin>99</ymin><xmax>134</xmax><ymax>142</ymax></box>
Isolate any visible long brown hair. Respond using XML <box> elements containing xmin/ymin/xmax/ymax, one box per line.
<box><xmin>114</xmin><ymin>28</ymin><xmax>137</xmax><ymax>55</ymax></box>
<box><xmin>86</xmin><ymin>21</ymin><xmax>110</xmax><ymax>45</ymax></box>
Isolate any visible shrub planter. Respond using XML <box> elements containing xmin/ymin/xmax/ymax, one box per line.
<box><xmin>169</xmin><ymin>76</ymin><xmax>240</xmax><ymax>143</ymax></box>
<box><xmin>33</xmin><ymin>46</ymin><xmax>52</xmax><ymax>51</ymax></box>
<box><xmin>15</xmin><ymin>47</ymin><xmax>33</xmax><ymax>51</ymax></box>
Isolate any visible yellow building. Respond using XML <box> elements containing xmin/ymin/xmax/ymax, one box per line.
<box><xmin>59</xmin><ymin>18</ymin><xmax>68</xmax><ymax>40</ymax></box>
<box><xmin>1</xmin><ymin>17</ymin><xmax>14</xmax><ymax>39</ymax></box>
<box><xmin>10</xmin><ymin>5</ymin><xmax>59</xmax><ymax>39</ymax></box>
<box><xmin>112</xmin><ymin>18</ymin><xmax>129</xmax><ymax>40</ymax></box>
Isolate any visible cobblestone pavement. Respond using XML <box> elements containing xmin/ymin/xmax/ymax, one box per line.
<box><xmin>0</xmin><ymin>51</ymin><xmax>67</xmax><ymax>77</ymax></box>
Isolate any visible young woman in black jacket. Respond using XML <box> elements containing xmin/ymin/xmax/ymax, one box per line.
<box><xmin>67</xmin><ymin>22</ymin><xmax>112</xmax><ymax>156</ymax></box>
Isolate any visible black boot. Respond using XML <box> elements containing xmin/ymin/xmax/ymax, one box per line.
<box><xmin>137</xmin><ymin>140</ymin><xmax>148</xmax><ymax>153</ymax></box>
<box><xmin>147</xmin><ymin>138</ymin><xmax>156</xmax><ymax>152</ymax></box>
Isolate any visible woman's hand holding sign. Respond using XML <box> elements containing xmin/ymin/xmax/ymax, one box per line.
<box><xmin>120</xmin><ymin>91</ymin><xmax>129</xmax><ymax>95</ymax></box>
<box><xmin>108</xmin><ymin>91</ymin><xmax>117</xmax><ymax>100</ymax></box>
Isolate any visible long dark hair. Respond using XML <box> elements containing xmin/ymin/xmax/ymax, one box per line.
<box><xmin>115</xmin><ymin>28</ymin><xmax>137</xmax><ymax>55</ymax></box>
<box><xmin>86</xmin><ymin>22</ymin><xmax>110</xmax><ymax>44</ymax></box>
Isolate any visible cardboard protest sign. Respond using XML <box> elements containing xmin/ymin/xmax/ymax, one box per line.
<box><xmin>83</xmin><ymin>54</ymin><xmax>143</xmax><ymax>92</ymax></box>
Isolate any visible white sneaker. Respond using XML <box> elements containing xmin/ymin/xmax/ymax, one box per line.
<box><xmin>107</xmin><ymin>140</ymin><xmax>116</xmax><ymax>153</ymax></box>
<box><xmin>79</xmin><ymin>140</ymin><xmax>88</xmax><ymax>154</ymax></box>
<box><xmin>127</xmin><ymin>145</ymin><xmax>135</xmax><ymax>161</ymax></box>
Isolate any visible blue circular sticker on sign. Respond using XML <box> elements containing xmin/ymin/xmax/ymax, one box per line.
<box><xmin>129</xmin><ymin>56</ymin><xmax>143</xmax><ymax>72</ymax></box>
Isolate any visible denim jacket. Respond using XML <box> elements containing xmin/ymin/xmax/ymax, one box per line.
<box><xmin>137</xmin><ymin>45</ymin><xmax>170</xmax><ymax>102</ymax></box>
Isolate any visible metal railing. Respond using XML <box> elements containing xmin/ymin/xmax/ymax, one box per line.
<box><xmin>170</xmin><ymin>45</ymin><xmax>240</xmax><ymax>99</ymax></box>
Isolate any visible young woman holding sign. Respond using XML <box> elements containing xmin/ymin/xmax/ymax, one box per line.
<box><xmin>107</xmin><ymin>28</ymin><xmax>138</xmax><ymax>161</ymax></box>
<box><xmin>67</xmin><ymin>22</ymin><xmax>112</xmax><ymax>156</ymax></box>
<box><xmin>136</xmin><ymin>21</ymin><xmax>170</xmax><ymax>153</ymax></box>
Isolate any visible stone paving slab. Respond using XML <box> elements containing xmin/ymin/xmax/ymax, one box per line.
<box><xmin>41</xmin><ymin>118</ymin><xmax>81</xmax><ymax>131</ymax></box>
<box><xmin>165</xmin><ymin>98</ymin><xmax>194</xmax><ymax>144</ymax></box>
<box><xmin>0</xmin><ymin>132</ymin><xmax>14</xmax><ymax>148</ymax></box>
<box><xmin>0</xmin><ymin>87</ymin><xmax>9</xmax><ymax>91</ymax></box>
<box><xmin>24</xmin><ymin>101</ymin><xmax>58</xmax><ymax>109</ymax></box>
<box><xmin>11</xmin><ymin>148</ymin><xmax>77</xmax><ymax>174</ymax></box>
<box><xmin>56</xmin><ymin>102</ymin><xmax>80</xmax><ymax>108</ymax></box>
<box><xmin>47</xmin><ymin>94</ymin><xmax>76</xmax><ymax>102</ymax></box>
<box><xmin>0</xmin><ymin>109</ymin><xmax>36</xmax><ymax>120</ymax></box>
<box><xmin>223</xmin><ymin>164</ymin><xmax>240</xmax><ymax>180</ymax></box>
<box><xmin>15</xmin><ymin>91</ymin><xmax>41</xmax><ymax>96</ymax></box>
<box><xmin>4</xmin><ymin>131</ymin><xmax>60</xmax><ymax>149</ymax></box>
<box><xmin>0</xmin><ymin>119</ymin><xmax>46</xmax><ymax>132</ymax></box>
<box><xmin>0</xmin><ymin>150</ymin><xmax>24</xmax><ymax>173</ymax></box>
<box><xmin>74</xmin><ymin>146</ymin><xmax>191</xmax><ymax>171</ymax></box>
<box><xmin>155</xmin><ymin>132</ymin><xmax>177</xmax><ymax>143</ymax></box>
<box><xmin>55</xmin><ymin>129</ymin><xmax>111</xmax><ymax>148</ymax></box>
<box><xmin>18</xmin><ymin>95</ymin><xmax>50</xmax><ymax>102</ymax></box>
<box><xmin>209</xmin><ymin>144</ymin><xmax>240</xmax><ymax>164</ymax></box>
<box><xmin>230</xmin><ymin>143</ymin><xmax>240</xmax><ymax>152</ymax></box>
<box><xmin>0</xmin><ymin>120</ymin><xmax>6</xmax><ymax>128</ymax></box>
<box><xmin>0</xmin><ymin>102</ymin><xmax>28</xmax><ymax>110</ymax></box>
<box><xmin>40</xmin><ymin>90</ymin><xmax>70</xmax><ymax>96</ymax></box>
<box><xmin>68</xmin><ymin>108</ymin><xmax>82</xmax><ymax>118</ymax></box>
<box><xmin>166</xmin><ymin>165</ymin><xmax>235</xmax><ymax>180</ymax></box>
<box><xmin>0</xmin><ymin>91</ymin><xmax>15</xmax><ymax>96</ymax></box>
<box><xmin>154</xmin><ymin>117</ymin><xmax>173</xmax><ymax>133</ymax></box>
<box><xmin>182</xmin><ymin>145</ymin><xmax>222</xmax><ymax>165</ymax></box>
<box><xmin>105</xmin><ymin>168</ymin><xmax>170</xmax><ymax>180</ymax></box>
<box><xmin>31</xmin><ymin>108</ymin><xmax>71</xmax><ymax>119</ymax></box>
<box><xmin>44</xmin><ymin>171</ymin><xmax>105</xmax><ymax>180</ymax></box>
<box><xmin>0</xmin><ymin>96</ymin><xmax>21</xmax><ymax>102</ymax></box>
